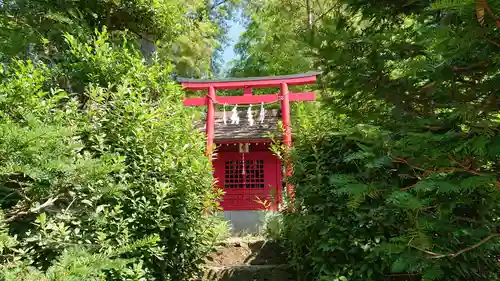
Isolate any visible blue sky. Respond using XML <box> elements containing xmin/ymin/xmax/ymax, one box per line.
<box><xmin>221</xmin><ymin>19</ymin><xmax>244</xmax><ymax>66</ymax></box>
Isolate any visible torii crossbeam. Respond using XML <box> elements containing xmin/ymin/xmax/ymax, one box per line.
<box><xmin>178</xmin><ymin>72</ymin><xmax>320</xmax><ymax>198</ymax></box>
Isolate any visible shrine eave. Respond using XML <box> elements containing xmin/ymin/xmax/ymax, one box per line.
<box><xmin>177</xmin><ymin>71</ymin><xmax>321</xmax><ymax>90</ymax></box>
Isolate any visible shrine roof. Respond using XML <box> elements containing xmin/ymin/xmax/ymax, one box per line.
<box><xmin>196</xmin><ymin>109</ymin><xmax>282</xmax><ymax>141</ymax></box>
<box><xmin>178</xmin><ymin>72</ymin><xmax>321</xmax><ymax>90</ymax></box>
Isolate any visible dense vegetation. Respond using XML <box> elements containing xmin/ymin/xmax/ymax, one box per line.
<box><xmin>232</xmin><ymin>0</ymin><xmax>500</xmax><ymax>280</ymax></box>
<box><xmin>1</xmin><ymin>0</ymin><xmax>499</xmax><ymax>280</ymax></box>
<box><xmin>0</xmin><ymin>0</ymin><xmax>241</xmax><ymax>76</ymax></box>
<box><xmin>0</xmin><ymin>1</ymin><xmax>235</xmax><ymax>280</ymax></box>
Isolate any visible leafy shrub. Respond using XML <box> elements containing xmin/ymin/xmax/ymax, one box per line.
<box><xmin>0</xmin><ymin>30</ymin><xmax>224</xmax><ymax>280</ymax></box>
<box><xmin>259</xmin><ymin>0</ymin><xmax>500</xmax><ymax>280</ymax></box>
<box><xmin>0</xmin><ymin>211</ymin><xmax>153</xmax><ymax>281</ymax></box>
<box><xmin>278</xmin><ymin>109</ymin><xmax>500</xmax><ymax>281</ymax></box>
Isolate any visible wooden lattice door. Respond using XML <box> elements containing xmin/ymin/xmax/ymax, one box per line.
<box><xmin>214</xmin><ymin>151</ymin><xmax>281</xmax><ymax>210</ymax></box>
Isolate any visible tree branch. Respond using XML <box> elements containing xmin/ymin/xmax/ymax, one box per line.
<box><xmin>453</xmin><ymin>59</ymin><xmax>489</xmax><ymax>71</ymax></box>
<box><xmin>400</xmin><ymin>183</ymin><xmax>418</xmax><ymax>191</ymax></box>
<box><xmin>477</xmin><ymin>0</ymin><xmax>500</xmax><ymax>27</ymax></box>
<box><xmin>393</xmin><ymin>157</ymin><xmax>491</xmax><ymax>176</ymax></box>
<box><xmin>5</xmin><ymin>196</ymin><xmax>59</xmax><ymax>222</ymax></box>
<box><xmin>392</xmin><ymin>156</ymin><xmax>499</xmax><ymax>191</ymax></box>
<box><xmin>306</xmin><ymin>0</ymin><xmax>313</xmax><ymax>29</ymax></box>
<box><xmin>313</xmin><ymin>5</ymin><xmax>337</xmax><ymax>25</ymax></box>
<box><xmin>411</xmin><ymin>233</ymin><xmax>500</xmax><ymax>259</ymax></box>
<box><xmin>212</xmin><ymin>0</ymin><xmax>229</xmax><ymax>9</ymax></box>
<box><xmin>455</xmin><ymin>216</ymin><xmax>479</xmax><ymax>223</ymax></box>
<box><xmin>486</xmin><ymin>37</ymin><xmax>500</xmax><ymax>47</ymax></box>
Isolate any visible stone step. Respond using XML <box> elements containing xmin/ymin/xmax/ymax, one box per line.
<box><xmin>203</xmin><ymin>238</ymin><xmax>294</xmax><ymax>280</ymax></box>
<box><xmin>206</xmin><ymin>238</ymin><xmax>287</xmax><ymax>266</ymax></box>
<box><xmin>203</xmin><ymin>264</ymin><xmax>294</xmax><ymax>281</ymax></box>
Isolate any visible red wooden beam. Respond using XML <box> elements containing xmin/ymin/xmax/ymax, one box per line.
<box><xmin>178</xmin><ymin>72</ymin><xmax>320</xmax><ymax>90</ymax></box>
<box><xmin>280</xmin><ymin>83</ymin><xmax>294</xmax><ymax>201</ymax></box>
<box><xmin>215</xmin><ymin>139</ymin><xmax>273</xmax><ymax>144</ymax></box>
<box><xmin>183</xmin><ymin>92</ymin><xmax>316</xmax><ymax>106</ymax></box>
<box><xmin>206</xmin><ymin>86</ymin><xmax>216</xmax><ymax>158</ymax></box>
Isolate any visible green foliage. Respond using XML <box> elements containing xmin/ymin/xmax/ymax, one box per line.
<box><xmin>280</xmin><ymin>110</ymin><xmax>499</xmax><ymax>281</ymax></box>
<box><xmin>0</xmin><ymin>0</ymin><xmax>240</xmax><ymax>77</ymax></box>
<box><xmin>229</xmin><ymin>0</ymin><xmax>316</xmax><ymax>77</ymax></box>
<box><xmin>0</xmin><ymin>30</ymin><xmax>225</xmax><ymax>280</ymax></box>
<box><xmin>0</xmin><ymin>210</ymin><xmax>154</xmax><ymax>281</ymax></box>
<box><xmin>247</xmin><ymin>0</ymin><xmax>500</xmax><ymax>280</ymax></box>
<box><xmin>314</xmin><ymin>0</ymin><xmax>499</xmax><ymax>130</ymax></box>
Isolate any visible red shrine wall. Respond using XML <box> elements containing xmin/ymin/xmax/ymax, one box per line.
<box><xmin>215</xmin><ymin>141</ymin><xmax>273</xmax><ymax>152</ymax></box>
<box><xmin>213</xmin><ymin>141</ymin><xmax>282</xmax><ymax>211</ymax></box>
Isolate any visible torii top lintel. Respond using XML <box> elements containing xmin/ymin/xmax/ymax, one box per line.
<box><xmin>178</xmin><ymin>72</ymin><xmax>320</xmax><ymax>106</ymax></box>
<box><xmin>178</xmin><ymin>71</ymin><xmax>320</xmax><ymax>90</ymax></box>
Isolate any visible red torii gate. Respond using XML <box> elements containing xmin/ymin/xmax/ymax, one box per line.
<box><xmin>178</xmin><ymin>72</ymin><xmax>319</xmax><ymax>199</ymax></box>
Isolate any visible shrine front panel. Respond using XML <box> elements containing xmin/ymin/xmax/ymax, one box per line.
<box><xmin>213</xmin><ymin>150</ymin><xmax>281</xmax><ymax>210</ymax></box>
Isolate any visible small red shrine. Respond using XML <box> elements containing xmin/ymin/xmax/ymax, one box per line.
<box><xmin>178</xmin><ymin>72</ymin><xmax>319</xmax><ymax>211</ymax></box>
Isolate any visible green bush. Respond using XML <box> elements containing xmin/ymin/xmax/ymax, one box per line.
<box><xmin>278</xmin><ymin>109</ymin><xmax>500</xmax><ymax>281</ymax></box>
<box><xmin>0</xmin><ymin>210</ymin><xmax>154</xmax><ymax>281</ymax></box>
<box><xmin>261</xmin><ymin>0</ymin><xmax>500</xmax><ymax>280</ymax></box>
<box><xmin>0</xmin><ymin>30</ymin><xmax>224</xmax><ymax>280</ymax></box>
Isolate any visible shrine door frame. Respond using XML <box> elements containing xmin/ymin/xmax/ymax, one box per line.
<box><xmin>213</xmin><ymin>150</ymin><xmax>282</xmax><ymax>211</ymax></box>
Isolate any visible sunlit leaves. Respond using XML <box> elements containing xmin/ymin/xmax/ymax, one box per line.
<box><xmin>0</xmin><ymin>31</ymin><xmax>224</xmax><ymax>280</ymax></box>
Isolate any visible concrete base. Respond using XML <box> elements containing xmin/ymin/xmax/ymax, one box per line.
<box><xmin>222</xmin><ymin>211</ymin><xmax>269</xmax><ymax>234</ymax></box>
